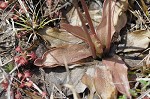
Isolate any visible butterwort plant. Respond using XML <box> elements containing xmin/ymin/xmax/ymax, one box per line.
<box><xmin>34</xmin><ymin>0</ymin><xmax>130</xmax><ymax>98</ymax></box>
<box><xmin>61</xmin><ymin>0</ymin><xmax>131</xmax><ymax>98</ymax></box>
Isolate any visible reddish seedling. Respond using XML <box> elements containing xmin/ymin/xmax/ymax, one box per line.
<box><xmin>0</xmin><ymin>1</ymin><xmax>8</xmax><ymax>10</ymax></box>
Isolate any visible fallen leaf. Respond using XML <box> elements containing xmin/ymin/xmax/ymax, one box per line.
<box><xmin>38</xmin><ymin>27</ymin><xmax>82</xmax><ymax>47</ymax></box>
<box><xmin>65</xmin><ymin>7</ymin><xmax>101</xmax><ymax>27</ymax></box>
<box><xmin>81</xmin><ymin>66</ymin><xmax>97</xmax><ymax>99</ymax></box>
<box><xmin>81</xmin><ymin>61</ymin><xmax>117</xmax><ymax>99</ymax></box>
<box><xmin>44</xmin><ymin>66</ymin><xmax>86</xmax><ymax>96</ymax></box>
<box><xmin>102</xmin><ymin>55</ymin><xmax>131</xmax><ymax>98</ymax></box>
<box><xmin>65</xmin><ymin>7</ymin><xmax>82</xmax><ymax>26</ymax></box>
<box><xmin>34</xmin><ymin>44</ymin><xmax>92</xmax><ymax>67</ymax></box>
<box><xmin>94</xmin><ymin>66</ymin><xmax>117</xmax><ymax>99</ymax></box>
<box><xmin>123</xmin><ymin>30</ymin><xmax>150</xmax><ymax>52</ymax></box>
<box><xmin>82</xmin><ymin>73</ymin><xmax>95</xmax><ymax>99</ymax></box>
<box><xmin>88</xmin><ymin>10</ymin><xmax>102</xmax><ymax>27</ymax></box>
<box><xmin>70</xmin><ymin>67</ymin><xmax>87</xmax><ymax>94</ymax></box>
<box><xmin>113</xmin><ymin>0</ymin><xmax>128</xmax><ymax>32</ymax></box>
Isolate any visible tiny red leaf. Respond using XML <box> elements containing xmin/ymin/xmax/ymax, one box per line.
<box><xmin>15</xmin><ymin>46</ymin><xmax>22</xmax><ymax>52</ymax></box>
<box><xmin>24</xmin><ymin>70</ymin><xmax>31</xmax><ymax>78</ymax></box>
<box><xmin>17</xmin><ymin>72</ymin><xmax>23</xmax><ymax>79</ymax></box>
<box><xmin>27</xmin><ymin>51</ymin><xmax>37</xmax><ymax>60</ymax></box>
<box><xmin>14</xmin><ymin>56</ymin><xmax>28</xmax><ymax>65</ymax></box>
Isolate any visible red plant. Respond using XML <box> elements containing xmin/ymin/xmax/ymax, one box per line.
<box><xmin>20</xmin><ymin>70</ymin><xmax>31</xmax><ymax>82</ymax></box>
<box><xmin>19</xmin><ymin>83</ymin><xmax>25</xmax><ymax>88</ymax></box>
<box><xmin>27</xmin><ymin>51</ymin><xmax>37</xmax><ymax>60</ymax></box>
<box><xmin>0</xmin><ymin>1</ymin><xmax>8</xmax><ymax>10</ymax></box>
<box><xmin>15</xmin><ymin>91</ymin><xmax>22</xmax><ymax>99</ymax></box>
<box><xmin>61</xmin><ymin>0</ymin><xmax>131</xmax><ymax>98</ymax></box>
<box><xmin>24</xmin><ymin>70</ymin><xmax>31</xmax><ymax>78</ymax></box>
<box><xmin>16</xmin><ymin>34</ymin><xmax>22</xmax><ymax>38</ymax></box>
<box><xmin>12</xmin><ymin>15</ymin><xmax>19</xmax><ymax>21</ymax></box>
<box><xmin>14</xmin><ymin>56</ymin><xmax>28</xmax><ymax>65</ymax></box>
<box><xmin>41</xmin><ymin>92</ymin><xmax>47</xmax><ymax>98</ymax></box>
<box><xmin>17</xmin><ymin>72</ymin><xmax>23</xmax><ymax>79</ymax></box>
<box><xmin>15</xmin><ymin>46</ymin><xmax>22</xmax><ymax>53</ymax></box>
<box><xmin>1</xmin><ymin>80</ymin><xmax>8</xmax><ymax>90</ymax></box>
<box><xmin>46</xmin><ymin>0</ymin><xmax>52</xmax><ymax>7</ymax></box>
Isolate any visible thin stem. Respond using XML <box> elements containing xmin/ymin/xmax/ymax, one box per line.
<box><xmin>77</xmin><ymin>8</ymin><xmax>96</xmax><ymax>58</ymax></box>
<box><xmin>80</xmin><ymin>0</ymin><xmax>96</xmax><ymax>35</ymax></box>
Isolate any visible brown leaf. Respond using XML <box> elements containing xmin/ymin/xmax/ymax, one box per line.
<box><xmin>96</xmin><ymin>0</ymin><xmax>128</xmax><ymax>52</ymax></box>
<box><xmin>61</xmin><ymin>23</ymin><xmax>97</xmax><ymax>58</ymax></box>
<box><xmin>34</xmin><ymin>44</ymin><xmax>92</xmax><ymax>67</ymax></box>
<box><xmin>82</xmin><ymin>74</ymin><xmax>95</xmax><ymax>91</ymax></box>
<box><xmin>38</xmin><ymin>27</ymin><xmax>82</xmax><ymax>47</ymax></box>
<box><xmin>113</xmin><ymin>0</ymin><xmax>128</xmax><ymax>32</ymax></box>
<box><xmin>102</xmin><ymin>55</ymin><xmax>131</xmax><ymax>98</ymax></box>
<box><xmin>65</xmin><ymin>8</ymin><xmax>101</xmax><ymax>27</ymax></box>
<box><xmin>94</xmin><ymin>66</ymin><xmax>117</xmax><ymax>99</ymax></box>
<box><xmin>96</xmin><ymin>0</ymin><xmax>116</xmax><ymax>52</ymax></box>
<box><xmin>65</xmin><ymin>8</ymin><xmax>82</xmax><ymax>26</ymax></box>
<box><xmin>88</xmin><ymin>10</ymin><xmax>102</xmax><ymax>27</ymax></box>
<box><xmin>82</xmin><ymin>73</ymin><xmax>95</xmax><ymax>99</ymax></box>
<box><xmin>82</xmin><ymin>62</ymin><xmax>117</xmax><ymax>99</ymax></box>
<box><xmin>70</xmin><ymin>67</ymin><xmax>87</xmax><ymax>94</ymax></box>
<box><xmin>123</xmin><ymin>30</ymin><xmax>150</xmax><ymax>52</ymax></box>
<box><xmin>61</xmin><ymin>23</ymin><xmax>89</xmax><ymax>43</ymax></box>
